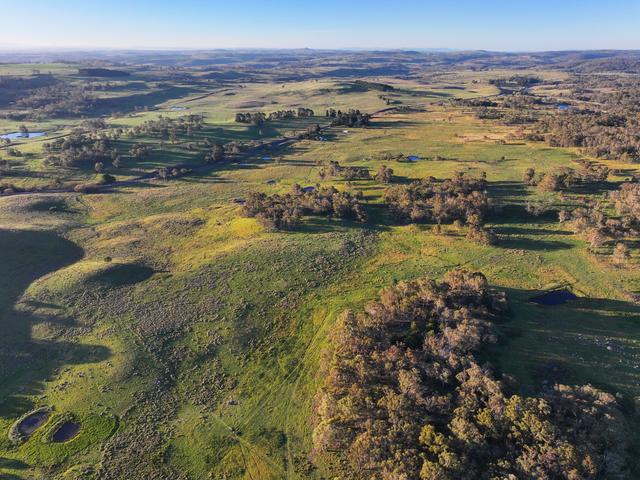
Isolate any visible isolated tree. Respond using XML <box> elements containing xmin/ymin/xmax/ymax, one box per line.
<box><xmin>613</xmin><ymin>242</ymin><xmax>630</xmax><ymax>264</ymax></box>
<box><xmin>94</xmin><ymin>161</ymin><xmax>104</xmax><ymax>173</ymax></box>
<box><xmin>537</xmin><ymin>173</ymin><xmax>561</xmax><ymax>192</ymax></box>
<box><xmin>375</xmin><ymin>165</ymin><xmax>394</xmax><ymax>183</ymax></box>
<box><xmin>523</xmin><ymin>167</ymin><xmax>536</xmax><ymax>185</ymax></box>
<box><xmin>213</xmin><ymin>143</ymin><xmax>225</xmax><ymax>162</ymax></box>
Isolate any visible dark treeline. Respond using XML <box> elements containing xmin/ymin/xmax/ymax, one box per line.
<box><xmin>235</xmin><ymin>107</ymin><xmax>315</xmax><ymax>125</ymax></box>
<box><xmin>0</xmin><ymin>74</ymin><xmax>58</xmax><ymax>107</ymax></box>
<box><xmin>131</xmin><ymin>114</ymin><xmax>204</xmax><ymax>140</ymax></box>
<box><xmin>242</xmin><ymin>184</ymin><xmax>367</xmax><ymax>230</ymax></box>
<box><xmin>313</xmin><ymin>269</ymin><xmax>629</xmax><ymax>479</ymax></box>
<box><xmin>489</xmin><ymin>75</ymin><xmax>543</xmax><ymax>88</ymax></box>
<box><xmin>77</xmin><ymin>68</ymin><xmax>130</xmax><ymax>78</ymax></box>
<box><xmin>326</xmin><ymin>108</ymin><xmax>372</xmax><ymax>127</ymax></box>
<box><xmin>234</xmin><ymin>112</ymin><xmax>266</xmax><ymax>125</ymax></box>
<box><xmin>354</xmin><ymin>80</ymin><xmax>395</xmax><ymax>92</ymax></box>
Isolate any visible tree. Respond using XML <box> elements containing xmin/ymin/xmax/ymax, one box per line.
<box><xmin>375</xmin><ymin>165</ymin><xmax>394</xmax><ymax>183</ymax></box>
<box><xmin>523</xmin><ymin>167</ymin><xmax>536</xmax><ymax>185</ymax></box>
<box><xmin>613</xmin><ymin>242</ymin><xmax>630</xmax><ymax>264</ymax></box>
<box><xmin>212</xmin><ymin>144</ymin><xmax>225</xmax><ymax>162</ymax></box>
<box><xmin>94</xmin><ymin>161</ymin><xmax>104</xmax><ymax>173</ymax></box>
<box><xmin>537</xmin><ymin>173</ymin><xmax>561</xmax><ymax>192</ymax></box>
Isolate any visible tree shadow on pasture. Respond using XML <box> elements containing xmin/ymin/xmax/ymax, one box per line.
<box><xmin>0</xmin><ymin>230</ymin><xmax>111</xmax><ymax>418</ymax></box>
<box><xmin>486</xmin><ymin>286</ymin><xmax>640</xmax><ymax>400</ymax></box>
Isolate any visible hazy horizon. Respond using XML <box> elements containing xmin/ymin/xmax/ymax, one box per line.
<box><xmin>2</xmin><ymin>0</ymin><xmax>639</xmax><ymax>52</ymax></box>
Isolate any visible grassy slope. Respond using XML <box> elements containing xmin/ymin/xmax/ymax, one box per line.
<box><xmin>0</xmin><ymin>72</ymin><xmax>638</xmax><ymax>479</ymax></box>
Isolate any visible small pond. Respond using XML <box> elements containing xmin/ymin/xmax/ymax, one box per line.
<box><xmin>17</xmin><ymin>410</ymin><xmax>49</xmax><ymax>437</ymax></box>
<box><xmin>51</xmin><ymin>421</ymin><xmax>80</xmax><ymax>442</ymax></box>
<box><xmin>0</xmin><ymin>131</ymin><xmax>46</xmax><ymax>140</ymax></box>
<box><xmin>529</xmin><ymin>289</ymin><xmax>577</xmax><ymax>306</ymax></box>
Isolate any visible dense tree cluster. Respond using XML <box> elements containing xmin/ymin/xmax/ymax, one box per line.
<box><xmin>15</xmin><ymin>83</ymin><xmax>95</xmax><ymax>117</ymax></box>
<box><xmin>43</xmin><ymin>133</ymin><xmax>114</xmax><ymax>168</ymax></box>
<box><xmin>556</xmin><ymin>181</ymin><xmax>640</xmax><ymax>259</ymax></box>
<box><xmin>313</xmin><ymin>270</ymin><xmax>629</xmax><ymax>480</ymax></box>
<box><xmin>319</xmin><ymin>161</ymin><xmax>371</xmax><ymax>181</ymax></box>
<box><xmin>524</xmin><ymin>162</ymin><xmax>609</xmax><ymax>192</ymax></box>
<box><xmin>610</xmin><ymin>182</ymin><xmax>640</xmax><ymax>231</ymax></box>
<box><xmin>204</xmin><ymin>143</ymin><xmax>226</xmax><ymax>163</ymax></box>
<box><xmin>0</xmin><ymin>74</ymin><xmax>58</xmax><ymax>107</ymax></box>
<box><xmin>326</xmin><ymin>109</ymin><xmax>372</xmax><ymax>127</ymax></box>
<box><xmin>539</xmin><ymin>110</ymin><xmax>640</xmax><ymax>162</ymax></box>
<box><xmin>235</xmin><ymin>111</ymin><xmax>267</xmax><ymax>125</ymax></box>
<box><xmin>297</xmin><ymin>107</ymin><xmax>315</xmax><ymax>117</ymax></box>
<box><xmin>469</xmin><ymin>94</ymin><xmax>541</xmax><ymax>124</ymax></box>
<box><xmin>383</xmin><ymin>172</ymin><xmax>490</xmax><ymax>224</ymax></box>
<box><xmin>132</xmin><ymin>114</ymin><xmax>204</xmax><ymax>140</ymax></box>
<box><xmin>235</xmin><ymin>108</ymin><xmax>315</xmax><ymax>125</ymax></box>
<box><xmin>297</xmin><ymin>124</ymin><xmax>323</xmax><ymax>140</ymax></box>
<box><xmin>489</xmin><ymin>75</ymin><xmax>542</xmax><ymax>88</ymax></box>
<box><xmin>267</xmin><ymin>109</ymin><xmax>296</xmax><ymax>120</ymax></box>
<box><xmin>242</xmin><ymin>184</ymin><xmax>367</xmax><ymax>230</ymax></box>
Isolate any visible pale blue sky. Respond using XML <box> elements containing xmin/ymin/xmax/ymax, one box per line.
<box><xmin>1</xmin><ymin>0</ymin><xmax>639</xmax><ymax>51</ymax></box>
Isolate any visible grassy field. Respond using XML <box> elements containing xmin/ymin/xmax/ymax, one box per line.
<box><xmin>0</xmin><ymin>64</ymin><xmax>638</xmax><ymax>479</ymax></box>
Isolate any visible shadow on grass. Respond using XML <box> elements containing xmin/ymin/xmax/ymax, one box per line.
<box><xmin>497</xmin><ymin>236</ymin><xmax>572</xmax><ymax>251</ymax></box>
<box><xmin>289</xmin><ymin>215</ymin><xmax>391</xmax><ymax>235</ymax></box>
<box><xmin>494</xmin><ymin>225</ymin><xmax>573</xmax><ymax>237</ymax></box>
<box><xmin>0</xmin><ymin>230</ymin><xmax>111</xmax><ymax>418</ymax></box>
<box><xmin>0</xmin><ymin>457</ymin><xmax>27</xmax><ymax>470</ymax></box>
<box><xmin>487</xmin><ymin>180</ymin><xmax>529</xmax><ymax>201</ymax></box>
<box><xmin>86</xmin><ymin>263</ymin><xmax>155</xmax><ymax>288</ymax></box>
<box><xmin>485</xmin><ymin>286</ymin><xmax>640</xmax><ymax>399</ymax></box>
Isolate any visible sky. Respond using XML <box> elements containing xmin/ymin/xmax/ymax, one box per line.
<box><xmin>1</xmin><ymin>0</ymin><xmax>639</xmax><ymax>51</ymax></box>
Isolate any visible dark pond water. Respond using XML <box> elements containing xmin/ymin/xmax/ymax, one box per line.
<box><xmin>17</xmin><ymin>411</ymin><xmax>49</xmax><ymax>436</ymax></box>
<box><xmin>529</xmin><ymin>289</ymin><xmax>577</xmax><ymax>306</ymax></box>
<box><xmin>51</xmin><ymin>421</ymin><xmax>80</xmax><ymax>442</ymax></box>
<box><xmin>0</xmin><ymin>131</ymin><xmax>46</xmax><ymax>140</ymax></box>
